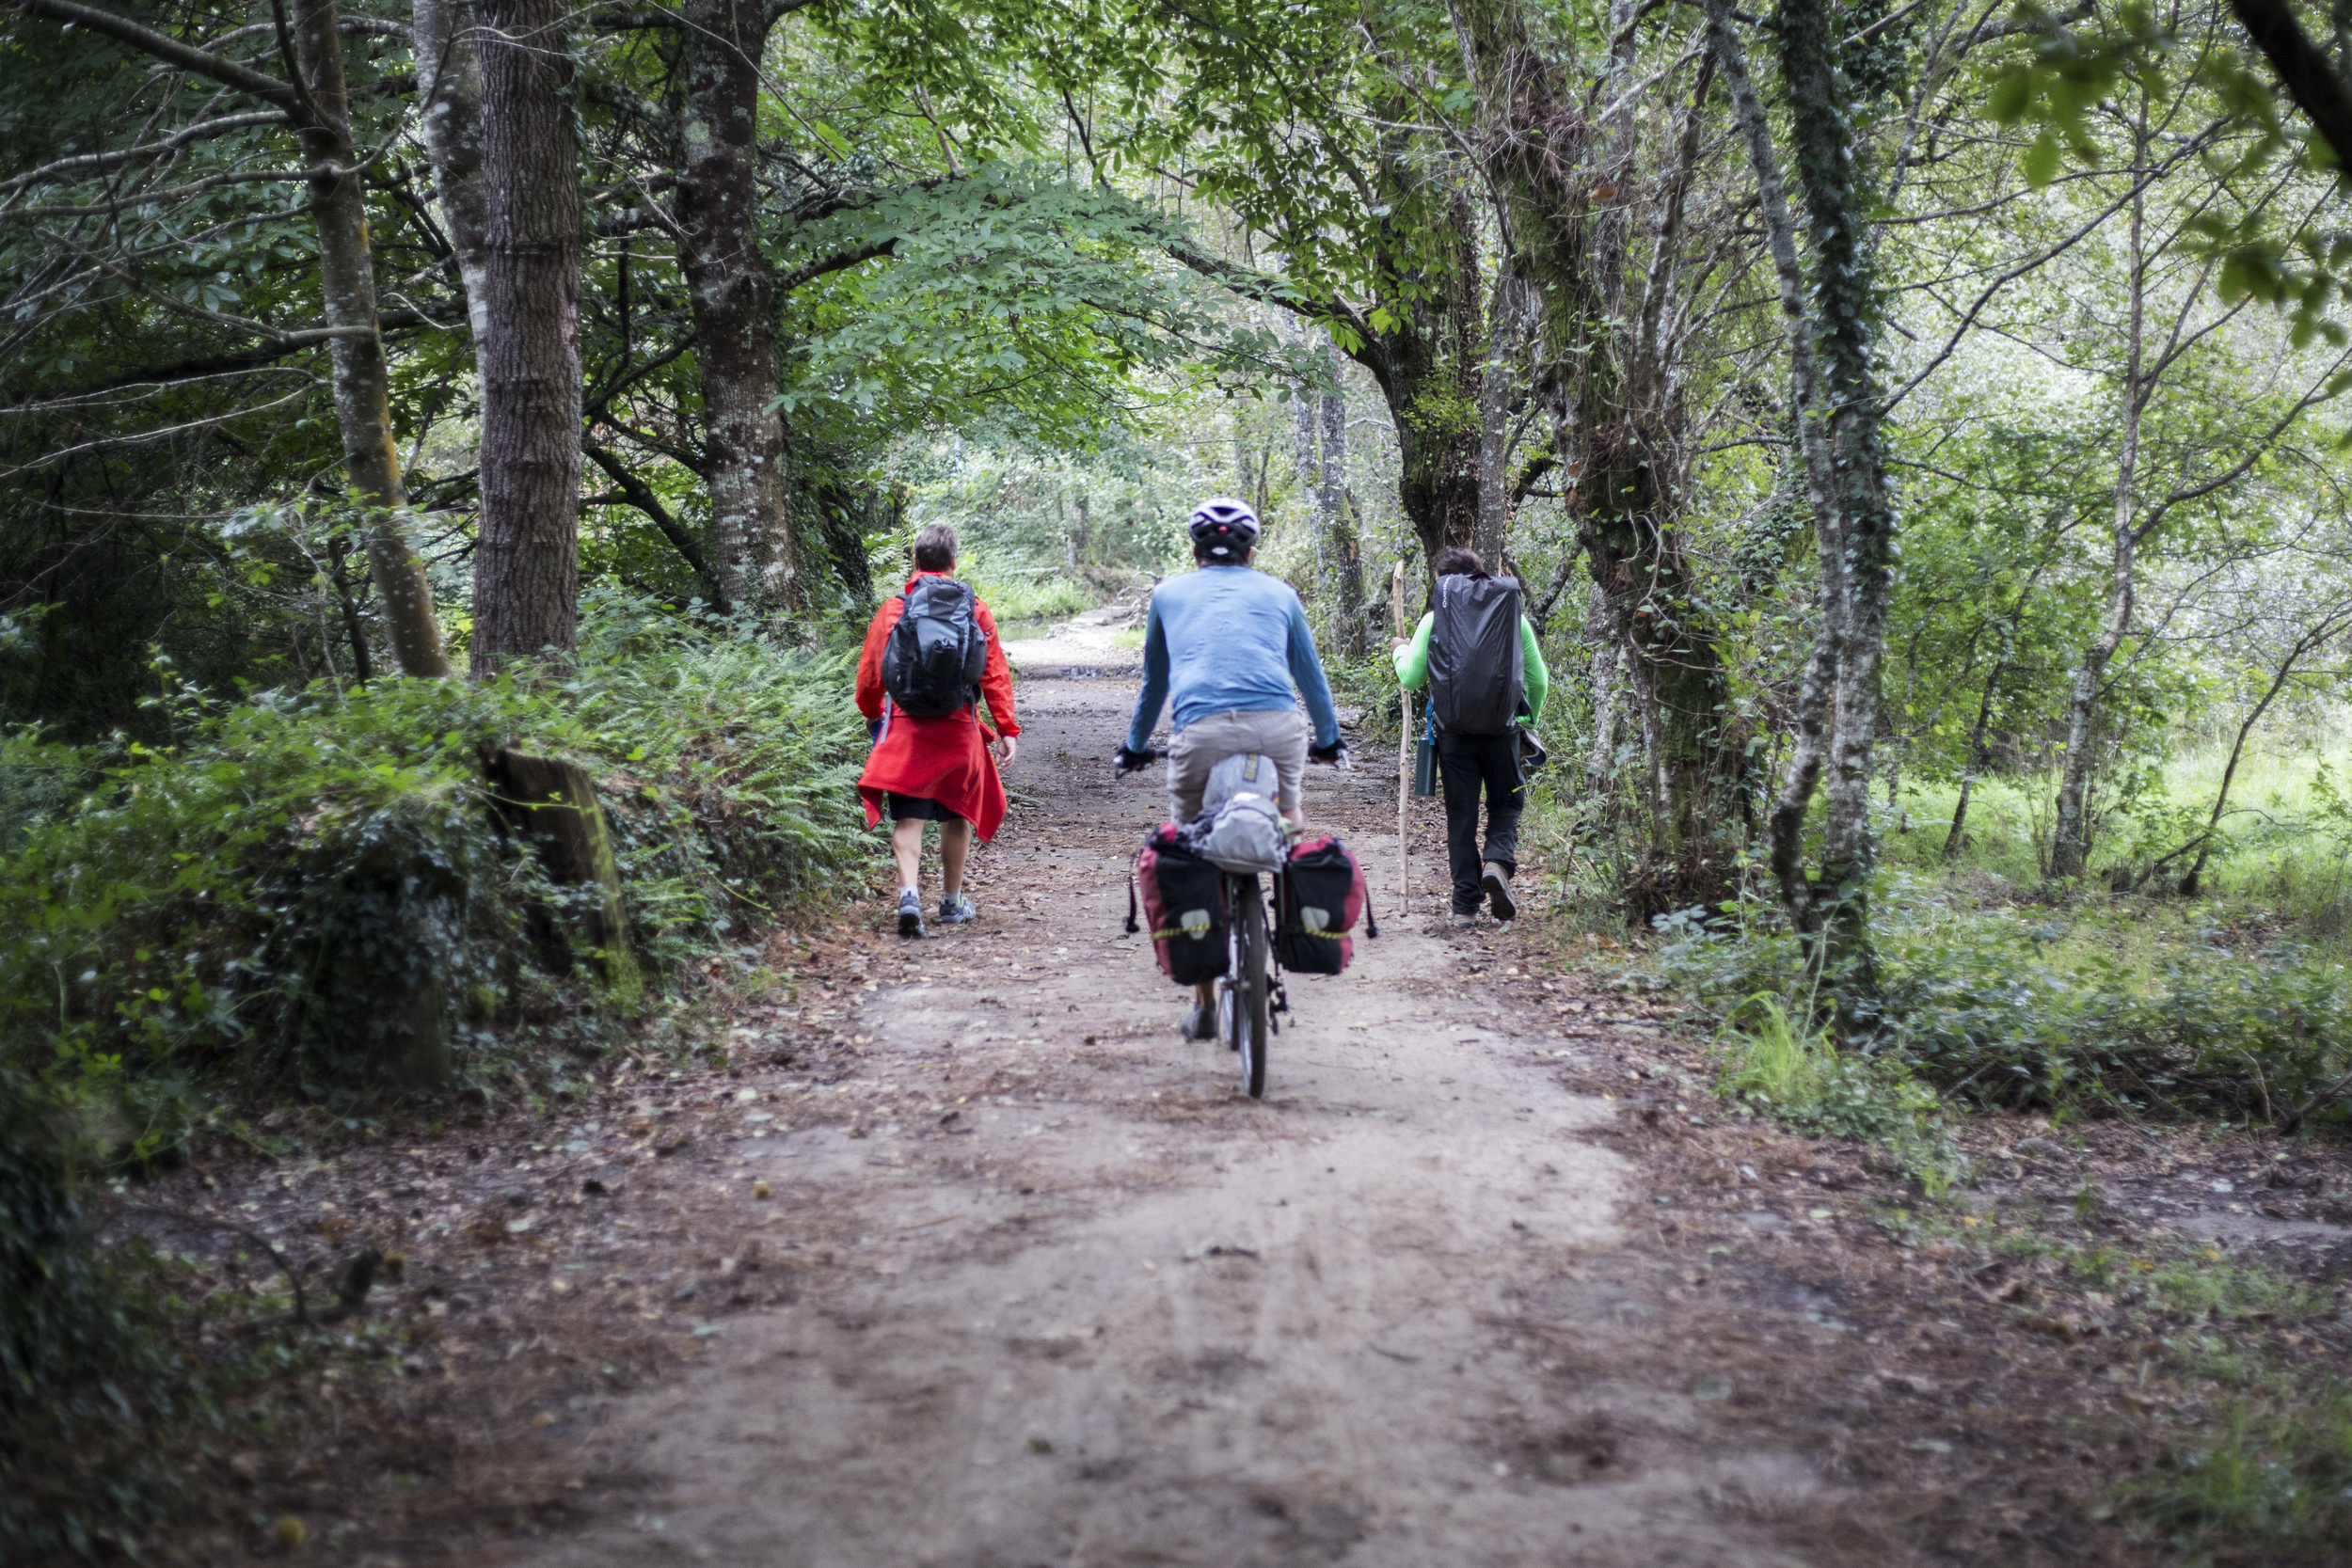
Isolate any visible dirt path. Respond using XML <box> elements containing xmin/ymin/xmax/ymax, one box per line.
<box><xmin>501</xmin><ymin>681</ymin><xmax>1824</xmax><ymax>1567</ymax></box>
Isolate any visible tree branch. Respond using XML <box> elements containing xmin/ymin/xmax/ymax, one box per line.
<box><xmin>582</xmin><ymin>439</ymin><xmax>728</xmax><ymax>610</ymax></box>
<box><xmin>0</xmin><ymin>307</ymin><xmax>451</xmax><ymax>409</ymax></box>
<box><xmin>773</xmin><ymin>239</ymin><xmax>897</xmax><ymax>295</ymax></box>
<box><xmin>0</xmin><ymin>111</ymin><xmax>291</xmax><ymax>197</ymax></box>
<box><xmin>2231</xmin><ymin>0</ymin><xmax>2352</xmax><ymax>172</ymax></box>
<box><xmin>13</xmin><ymin>0</ymin><xmax>300</xmax><ymax>110</ymax></box>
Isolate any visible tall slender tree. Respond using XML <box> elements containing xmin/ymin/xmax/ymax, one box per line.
<box><xmin>469</xmin><ymin>0</ymin><xmax>583</xmax><ymax>673</ymax></box>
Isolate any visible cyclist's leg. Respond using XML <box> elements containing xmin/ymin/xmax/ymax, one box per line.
<box><xmin>1164</xmin><ymin>714</ymin><xmax>1223</xmax><ymax>823</ymax></box>
<box><xmin>1257</xmin><ymin>709</ymin><xmax>1310</xmax><ymax>825</ymax></box>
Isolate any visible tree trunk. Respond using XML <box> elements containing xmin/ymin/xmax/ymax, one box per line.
<box><xmin>1455</xmin><ymin>0</ymin><xmax>1734</xmax><ymax>908</ymax></box>
<box><xmin>1294</xmin><ymin>345</ymin><xmax>1321</xmax><ymax>509</ymax></box>
<box><xmin>470</xmin><ymin>0</ymin><xmax>583</xmax><ymax>674</ymax></box>
<box><xmin>486</xmin><ymin>750</ymin><xmax>641</xmax><ymax>999</ymax></box>
<box><xmin>1776</xmin><ymin>0</ymin><xmax>1898</xmax><ymax>973</ymax></box>
<box><xmin>1944</xmin><ymin>659</ymin><xmax>2005</xmax><ymax>860</ymax></box>
<box><xmin>1318</xmin><ymin>355</ymin><xmax>1366</xmax><ymax>657</ymax></box>
<box><xmin>677</xmin><ymin>0</ymin><xmax>792</xmax><ymax>612</ymax></box>
<box><xmin>1472</xmin><ymin>270</ymin><xmax>1527</xmax><ymax>569</ymax></box>
<box><xmin>326</xmin><ymin>531</ymin><xmax>373</xmax><ymax>684</ymax></box>
<box><xmin>1585</xmin><ymin>582</ymin><xmax>1621</xmax><ymax>787</ymax></box>
<box><xmin>414</xmin><ymin>0</ymin><xmax>490</xmax><ymax>346</ymax></box>
<box><xmin>290</xmin><ymin>0</ymin><xmax>452</xmax><ymax>678</ymax></box>
<box><xmin>1073</xmin><ymin>492</ymin><xmax>1089</xmax><ymax>572</ymax></box>
<box><xmin>1382</xmin><ymin>186</ymin><xmax>1486</xmax><ymax>566</ymax></box>
<box><xmin>2050</xmin><ymin>171</ymin><xmax>2146</xmax><ymax>879</ymax></box>
<box><xmin>1709</xmin><ymin>0</ymin><xmax>1896</xmax><ymax>971</ymax></box>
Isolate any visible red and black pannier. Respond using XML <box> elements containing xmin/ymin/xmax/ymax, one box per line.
<box><xmin>1274</xmin><ymin>833</ymin><xmax>1374</xmax><ymax>975</ymax></box>
<box><xmin>1128</xmin><ymin>823</ymin><xmax>1229</xmax><ymax>985</ymax></box>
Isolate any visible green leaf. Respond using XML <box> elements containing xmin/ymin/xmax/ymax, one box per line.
<box><xmin>1987</xmin><ymin>68</ymin><xmax>2033</xmax><ymax>127</ymax></box>
<box><xmin>2021</xmin><ymin>130</ymin><xmax>2062</xmax><ymax>190</ymax></box>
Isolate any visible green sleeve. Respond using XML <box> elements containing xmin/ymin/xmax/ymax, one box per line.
<box><xmin>1393</xmin><ymin>611</ymin><xmax>1434</xmax><ymax>690</ymax></box>
<box><xmin>1519</xmin><ymin>617</ymin><xmax>1549</xmax><ymax>723</ymax></box>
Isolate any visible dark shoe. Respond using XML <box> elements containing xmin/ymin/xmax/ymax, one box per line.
<box><xmin>1182</xmin><ymin>1002</ymin><xmax>1216</xmax><ymax>1040</ymax></box>
<box><xmin>1483</xmin><ymin>863</ymin><xmax>1517</xmax><ymax>923</ymax></box>
<box><xmin>938</xmin><ymin>893</ymin><xmax>977</xmax><ymax>925</ymax></box>
<box><xmin>897</xmin><ymin>887</ymin><xmax>925</xmax><ymax>939</ymax></box>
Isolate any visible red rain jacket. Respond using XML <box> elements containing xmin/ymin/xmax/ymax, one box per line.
<box><xmin>855</xmin><ymin>571</ymin><xmax>1020</xmax><ymax>841</ymax></box>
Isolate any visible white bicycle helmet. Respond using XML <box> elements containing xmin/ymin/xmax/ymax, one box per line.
<box><xmin>1187</xmin><ymin>498</ymin><xmax>1262</xmax><ymax>560</ymax></box>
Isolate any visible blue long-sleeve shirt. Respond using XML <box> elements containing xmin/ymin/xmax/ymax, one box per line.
<box><xmin>1123</xmin><ymin>564</ymin><xmax>1342</xmax><ymax>752</ymax></box>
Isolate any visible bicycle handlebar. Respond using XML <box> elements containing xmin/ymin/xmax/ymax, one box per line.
<box><xmin>1114</xmin><ymin>744</ymin><xmax>1352</xmax><ymax>777</ymax></box>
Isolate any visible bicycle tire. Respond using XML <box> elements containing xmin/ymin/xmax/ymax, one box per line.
<box><xmin>1232</xmin><ymin>878</ymin><xmax>1270</xmax><ymax>1099</ymax></box>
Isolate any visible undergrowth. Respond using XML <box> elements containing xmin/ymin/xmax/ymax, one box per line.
<box><xmin>1967</xmin><ymin>1224</ymin><xmax>2352</xmax><ymax>1559</ymax></box>
<box><xmin>0</xmin><ymin>586</ymin><xmax>873</xmax><ymax>1558</ymax></box>
<box><xmin>1650</xmin><ymin>876</ymin><xmax>2352</xmax><ymax>1130</ymax></box>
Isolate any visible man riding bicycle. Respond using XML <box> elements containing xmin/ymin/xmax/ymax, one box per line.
<box><xmin>1114</xmin><ymin>498</ymin><xmax>1346</xmax><ymax>1039</ymax></box>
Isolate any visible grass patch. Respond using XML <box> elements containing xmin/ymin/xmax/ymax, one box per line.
<box><xmin>2130</xmin><ymin>1387</ymin><xmax>2352</xmax><ymax>1558</ymax></box>
<box><xmin>1714</xmin><ymin>993</ymin><xmax>1969</xmax><ymax>1196</ymax></box>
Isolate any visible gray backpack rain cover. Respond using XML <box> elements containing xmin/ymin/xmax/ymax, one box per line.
<box><xmin>1186</xmin><ymin>752</ymin><xmax>1289</xmax><ymax>874</ymax></box>
<box><xmin>1428</xmin><ymin>574</ymin><xmax>1524</xmax><ymax>736</ymax></box>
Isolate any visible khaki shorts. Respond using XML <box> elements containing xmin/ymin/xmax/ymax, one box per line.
<box><xmin>1168</xmin><ymin>707</ymin><xmax>1309</xmax><ymax>820</ymax></box>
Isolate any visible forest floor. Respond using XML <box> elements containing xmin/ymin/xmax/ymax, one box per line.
<box><xmin>112</xmin><ymin>676</ymin><xmax>2352</xmax><ymax>1567</ymax></box>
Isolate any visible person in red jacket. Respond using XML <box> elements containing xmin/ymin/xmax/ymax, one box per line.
<box><xmin>855</xmin><ymin>525</ymin><xmax>1019</xmax><ymax>938</ymax></box>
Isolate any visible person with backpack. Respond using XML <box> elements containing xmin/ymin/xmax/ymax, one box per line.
<box><xmin>856</xmin><ymin>524</ymin><xmax>1018</xmax><ymax>939</ymax></box>
<box><xmin>1393</xmin><ymin>546</ymin><xmax>1549</xmax><ymax>927</ymax></box>
<box><xmin>1114</xmin><ymin>498</ymin><xmax>1347</xmax><ymax>1037</ymax></box>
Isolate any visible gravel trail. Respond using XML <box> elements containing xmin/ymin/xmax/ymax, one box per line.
<box><xmin>506</xmin><ymin>680</ymin><xmax>1822</xmax><ymax>1567</ymax></box>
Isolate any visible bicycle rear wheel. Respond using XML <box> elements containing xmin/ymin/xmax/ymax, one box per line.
<box><xmin>1228</xmin><ymin>876</ymin><xmax>1270</xmax><ymax>1099</ymax></box>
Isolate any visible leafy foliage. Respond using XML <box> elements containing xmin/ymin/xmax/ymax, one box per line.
<box><xmin>0</xmin><ymin>592</ymin><xmax>869</xmax><ymax>1148</ymax></box>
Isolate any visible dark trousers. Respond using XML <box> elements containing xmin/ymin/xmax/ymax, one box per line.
<box><xmin>1435</xmin><ymin>730</ymin><xmax>1522</xmax><ymax>913</ymax></box>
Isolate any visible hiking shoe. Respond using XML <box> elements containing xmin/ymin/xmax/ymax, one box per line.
<box><xmin>1483</xmin><ymin>863</ymin><xmax>1517</xmax><ymax>923</ymax></box>
<box><xmin>1449</xmin><ymin>910</ymin><xmax>1478</xmax><ymax>928</ymax></box>
<box><xmin>896</xmin><ymin>887</ymin><xmax>925</xmax><ymax>939</ymax></box>
<box><xmin>1181</xmin><ymin>1002</ymin><xmax>1216</xmax><ymax>1041</ymax></box>
<box><xmin>938</xmin><ymin>893</ymin><xmax>977</xmax><ymax>925</ymax></box>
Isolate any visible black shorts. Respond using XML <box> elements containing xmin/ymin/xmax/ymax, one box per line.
<box><xmin>886</xmin><ymin>793</ymin><xmax>966</xmax><ymax>824</ymax></box>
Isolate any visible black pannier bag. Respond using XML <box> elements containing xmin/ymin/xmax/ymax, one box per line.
<box><xmin>1426</xmin><ymin>574</ymin><xmax>1524</xmax><ymax>736</ymax></box>
<box><xmin>1273</xmin><ymin>833</ymin><xmax>1375</xmax><ymax>975</ymax></box>
<box><xmin>1128</xmin><ymin>824</ymin><xmax>1230</xmax><ymax>985</ymax></box>
<box><xmin>882</xmin><ymin>575</ymin><xmax>990</xmax><ymax>717</ymax></box>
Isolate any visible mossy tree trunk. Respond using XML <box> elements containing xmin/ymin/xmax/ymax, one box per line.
<box><xmin>675</xmin><ymin>0</ymin><xmax>796</xmax><ymax>613</ymax></box>
<box><xmin>1453</xmin><ymin>0</ymin><xmax>1737</xmax><ymax>910</ymax></box>
<box><xmin>1708</xmin><ymin>0</ymin><xmax>1898</xmax><ymax>990</ymax></box>
<box><xmin>487</xmin><ymin>751</ymin><xmax>643</xmax><ymax>1002</ymax></box>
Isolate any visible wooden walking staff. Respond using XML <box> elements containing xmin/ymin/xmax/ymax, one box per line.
<box><xmin>1391</xmin><ymin>558</ymin><xmax>1411</xmax><ymax>916</ymax></box>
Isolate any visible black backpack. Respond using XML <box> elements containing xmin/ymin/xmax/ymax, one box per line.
<box><xmin>882</xmin><ymin>576</ymin><xmax>989</xmax><ymax>717</ymax></box>
<box><xmin>1427</xmin><ymin>574</ymin><xmax>1524</xmax><ymax>736</ymax></box>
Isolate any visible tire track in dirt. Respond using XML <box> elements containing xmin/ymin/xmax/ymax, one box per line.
<box><xmin>500</xmin><ymin>680</ymin><xmax>1825</xmax><ymax>1567</ymax></box>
